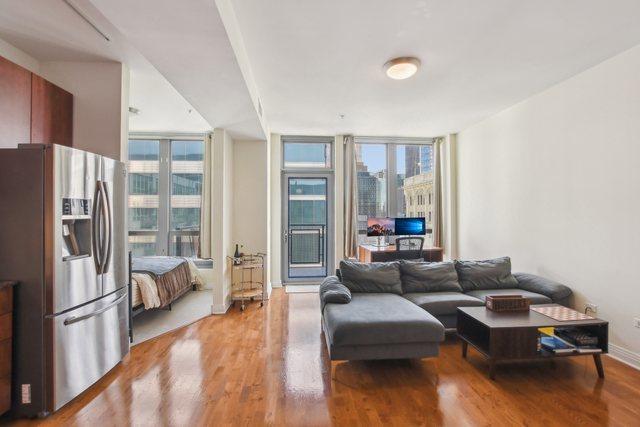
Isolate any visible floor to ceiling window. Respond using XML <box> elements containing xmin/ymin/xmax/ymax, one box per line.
<box><xmin>354</xmin><ymin>138</ymin><xmax>434</xmax><ymax>245</ymax></box>
<box><xmin>128</xmin><ymin>138</ymin><xmax>204</xmax><ymax>257</ymax></box>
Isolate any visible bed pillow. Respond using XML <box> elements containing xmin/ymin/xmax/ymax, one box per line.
<box><xmin>454</xmin><ymin>256</ymin><xmax>518</xmax><ymax>291</ymax></box>
<box><xmin>339</xmin><ymin>260</ymin><xmax>402</xmax><ymax>294</ymax></box>
<box><xmin>400</xmin><ymin>260</ymin><xmax>463</xmax><ymax>293</ymax></box>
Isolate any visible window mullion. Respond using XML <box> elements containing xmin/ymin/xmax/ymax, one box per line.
<box><xmin>158</xmin><ymin>139</ymin><xmax>171</xmax><ymax>255</ymax></box>
<box><xmin>387</xmin><ymin>146</ymin><xmax>397</xmax><ymax>218</ymax></box>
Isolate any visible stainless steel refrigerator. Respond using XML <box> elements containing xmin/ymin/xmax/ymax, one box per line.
<box><xmin>0</xmin><ymin>144</ymin><xmax>129</xmax><ymax>418</ymax></box>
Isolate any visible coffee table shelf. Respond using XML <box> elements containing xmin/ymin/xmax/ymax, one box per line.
<box><xmin>457</xmin><ymin>304</ymin><xmax>608</xmax><ymax>380</ymax></box>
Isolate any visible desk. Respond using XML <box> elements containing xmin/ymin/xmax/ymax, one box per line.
<box><xmin>358</xmin><ymin>245</ymin><xmax>443</xmax><ymax>263</ymax></box>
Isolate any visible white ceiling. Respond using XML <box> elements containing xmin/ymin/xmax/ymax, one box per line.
<box><xmin>129</xmin><ymin>68</ymin><xmax>210</xmax><ymax>134</ymax></box>
<box><xmin>0</xmin><ymin>0</ymin><xmax>254</xmax><ymax>136</ymax></box>
<box><xmin>4</xmin><ymin>1</ymin><xmax>640</xmax><ymax>139</ymax></box>
<box><xmin>230</xmin><ymin>0</ymin><xmax>640</xmax><ymax>137</ymax></box>
<box><xmin>90</xmin><ymin>0</ymin><xmax>266</xmax><ymax>140</ymax></box>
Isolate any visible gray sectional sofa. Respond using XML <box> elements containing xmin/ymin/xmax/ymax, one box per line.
<box><xmin>320</xmin><ymin>257</ymin><xmax>572</xmax><ymax>361</ymax></box>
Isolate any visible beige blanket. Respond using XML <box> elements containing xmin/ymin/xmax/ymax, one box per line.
<box><xmin>132</xmin><ymin>259</ymin><xmax>204</xmax><ymax>309</ymax></box>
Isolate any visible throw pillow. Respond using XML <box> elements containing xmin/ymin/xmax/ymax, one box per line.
<box><xmin>319</xmin><ymin>276</ymin><xmax>352</xmax><ymax>308</ymax></box>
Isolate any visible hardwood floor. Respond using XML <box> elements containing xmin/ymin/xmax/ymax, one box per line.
<box><xmin>9</xmin><ymin>289</ymin><xmax>640</xmax><ymax>426</ymax></box>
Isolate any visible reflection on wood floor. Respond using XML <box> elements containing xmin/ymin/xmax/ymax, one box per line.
<box><xmin>10</xmin><ymin>288</ymin><xmax>640</xmax><ymax>426</ymax></box>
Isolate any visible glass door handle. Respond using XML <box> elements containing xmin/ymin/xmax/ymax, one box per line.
<box><xmin>283</xmin><ymin>230</ymin><xmax>289</xmax><ymax>243</ymax></box>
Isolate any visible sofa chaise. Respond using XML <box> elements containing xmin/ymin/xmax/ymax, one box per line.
<box><xmin>320</xmin><ymin>257</ymin><xmax>572</xmax><ymax>361</ymax></box>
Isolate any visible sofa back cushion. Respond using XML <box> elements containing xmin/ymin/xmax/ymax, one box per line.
<box><xmin>400</xmin><ymin>260</ymin><xmax>462</xmax><ymax>293</ymax></box>
<box><xmin>339</xmin><ymin>260</ymin><xmax>402</xmax><ymax>294</ymax></box>
<box><xmin>454</xmin><ymin>257</ymin><xmax>518</xmax><ymax>291</ymax></box>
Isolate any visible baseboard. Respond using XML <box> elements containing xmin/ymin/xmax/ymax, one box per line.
<box><xmin>285</xmin><ymin>284</ymin><xmax>319</xmax><ymax>293</ymax></box>
<box><xmin>607</xmin><ymin>344</ymin><xmax>640</xmax><ymax>371</ymax></box>
<box><xmin>211</xmin><ymin>299</ymin><xmax>231</xmax><ymax>315</ymax></box>
<box><xmin>271</xmin><ymin>280</ymin><xmax>283</xmax><ymax>288</ymax></box>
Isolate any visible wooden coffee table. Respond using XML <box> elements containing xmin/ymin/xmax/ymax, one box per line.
<box><xmin>456</xmin><ymin>304</ymin><xmax>608</xmax><ymax>380</ymax></box>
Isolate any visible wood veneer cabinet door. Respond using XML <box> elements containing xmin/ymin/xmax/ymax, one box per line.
<box><xmin>31</xmin><ymin>74</ymin><xmax>73</xmax><ymax>146</ymax></box>
<box><xmin>0</xmin><ymin>56</ymin><xmax>31</xmax><ymax>146</ymax></box>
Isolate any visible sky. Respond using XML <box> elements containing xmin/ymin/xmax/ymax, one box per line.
<box><xmin>361</xmin><ymin>145</ymin><xmax>406</xmax><ymax>174</ymax></box>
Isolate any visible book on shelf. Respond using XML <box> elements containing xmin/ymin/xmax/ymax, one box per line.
<box><xmin>540</xmin><ymin>336</ymin><xmax>575</xmax><ymax>354</ymax></box>
<box><xmin>575</xmin><ymin>347</ymin><xmax>602</xmax><ymax>354</ymax></box>
<box><xmin>537</xmin><ymin>327</ymin><xmax>602</xmax><ymax>355</ymax></box>
<box><xmin>555</xmin><ymin>327</ymin><xmax>599</xmax><ymax>347</ymax></box>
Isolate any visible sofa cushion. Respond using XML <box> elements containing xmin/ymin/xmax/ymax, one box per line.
<box><xmin>403</xmin><ymin>292</ymin><xmax>485</xmax><ymax>316</ymax></box>
<box><xmin>454</xmin><ymin>257</ymin><xmax>518</xmax><ymax>291</ymax></box>
<box><xmin>323</xmin><ymin>293</ymin><xmax>445</xmax><ymax>346</ymax></box>
<box><xmin>465</xmin><ymin>288</ymin><xmax>552</xmax><ymax>304</ymax></box>
<box><xmin>400</xmin><ymin>260</ymin><xmax>463</xmax><ymax>293</ymax></box>
<box><xmin>339</xmin><ymin>260</ymin><xmax>402</xmax><ymax>294</ymax></box>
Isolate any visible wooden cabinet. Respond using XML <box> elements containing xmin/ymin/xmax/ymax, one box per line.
<box><xmin>0</xmin><ymin>54</ymin><xmax>73</xmax><ymax>148</ymax></box>
<box><xmin>358</xmin><ymin>245</ymin><xmax>444</xmax><ymax>263</ymax></box>
<box><xmin>0</xmin><ymin>281</ymin><xmax>15</xmax><ymax>415</ymax></box>
<box><xmin>0</xmin><ymin>57</ymin><xmax>32</xmax><ymax>146</ymax></box>
<box><xmin>30</xmin><ymin>74</ymin><xmax>73</xmax><ymax>147</ymax></box>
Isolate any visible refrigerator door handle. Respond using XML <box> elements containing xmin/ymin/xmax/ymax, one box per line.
<box><xmin>92</xmin><ymin>183</ymin><xmax>104</xmax><ymax>273</ymax></box>
<box><xmin>101</xmin><ymin>181</ymin><xmax>112</xmax><ymax>274</ymax></box>
<box><xmin>99</xmin><ymin>181</ymin><xmax>111</xmax><ymax>273</ymax></box>
<box><xmin>63</xmin><ymin>291</ymin><xmax>127</xmax><ymax>326</ymax></box>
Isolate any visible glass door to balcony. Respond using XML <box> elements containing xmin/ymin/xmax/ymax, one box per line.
<box><xmin>282</xmin><ymin>173</ymin><xmax>333</xmax><ymax>283</ymax></box>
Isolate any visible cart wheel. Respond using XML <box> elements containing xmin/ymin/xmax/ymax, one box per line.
<box><xmin>260</xmin><ymin>302</ymin><xmax>264</xmax><ymax>307</ymax></box>
<box><xmin>240</xmin><ymin>305</ymin><xmax>245</xmax><ymax>312</ymax></box>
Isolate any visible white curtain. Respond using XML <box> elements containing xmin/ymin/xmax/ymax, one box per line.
<box><xmin>198</xmin><ymin>132</ymin><xmax>214</xmax><ymax>258</ymax></box>
<box><xmin>432</xmin><ymin>137</ymin><xmax>444</xmax><ymax>249</ymax></box>
<box><xmin>343</xmin><ymin>135</ymin><xmax>358</xmax><ymax>259</ymax></box>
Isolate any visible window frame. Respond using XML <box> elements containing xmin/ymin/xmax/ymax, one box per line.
<box><xmin>281</xmin><ymin>135</ymin><xmax>334</xmax><ymax>171</ymax></box>
<box><xmin>354</xmin><ymin>137</ymin><xmax>434</xmax><ymax>242</ymax></box>
<box><xmin>128</xmin><ymin>134</ymin><xmax>205</xmax><ymax>257</ymax></box>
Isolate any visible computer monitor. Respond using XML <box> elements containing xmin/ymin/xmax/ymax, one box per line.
<box><xmin>394</xmin><ymin>217</ymin><xmax>426</xmax><ymax>236</ymax></box>
<box><xmin>366</xmin><ymin>217</ymin><xmax>395</xmax><ymax>237</ymax></box>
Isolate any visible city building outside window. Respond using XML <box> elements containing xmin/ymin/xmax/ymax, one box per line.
<box><xmin>354</xmin><ymin>138</ymin><xmax>434</xmax><ymax>245</ymax></box>
<box><xmin>128</xmin><ymin>138</ymin><xmax>204</xmax><ymax>257</ymax></box>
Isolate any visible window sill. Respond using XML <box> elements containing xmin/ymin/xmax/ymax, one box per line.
<box><xmin>192</xmin><ymin>258</ymin><xmax>213</xmax><ymax>269</ymax></box>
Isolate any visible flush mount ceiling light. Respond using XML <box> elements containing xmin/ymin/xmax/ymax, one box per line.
<box><xmin>383</xmin><ymin>57</ymin><xmax>421</xmax><ymax>80</ymax></box>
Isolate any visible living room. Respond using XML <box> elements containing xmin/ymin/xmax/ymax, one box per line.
<box><xmin>0</xmin><ymin>0</ymin><xmax>639</xmax><ymax>425</ymax></box>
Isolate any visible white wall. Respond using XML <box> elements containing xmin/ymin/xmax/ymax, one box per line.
<box><xmin>211</xmin><ymin>128</ymin><xmax>235</xmax><ymax>313</ymax></box>
<box><xmin>0</xmin><ymin>38</ymin><xmax>129</xmax><ymax>160</ymax></box>
<box><xmin>40</xmin><ymin>61</ymin><xmax>129</xmax><ymax>160</ymax></box>
<box><xmin>0</xmin><ymin>37</ymin><xmax>40</xmax><ymax>73</ymax></box>
<box><xmin>269</xmin><ymin>133</ymin><xmax>282</xmax><ymax>287</ymax></box>
<box><xmin>232</xmin><ymin>139</ymin><xmax>268</xmax><ymax>253</ymax></box>
<box><xmin>232</xmin><ymin>139</ymin><xmax>269</xmax><ymax>294</ymax></box>
<box><xmin>457</xmin><ymin>44</ymin><xmax>640</xmax><ymax>367</ymax></box>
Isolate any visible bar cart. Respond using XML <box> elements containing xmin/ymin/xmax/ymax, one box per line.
<box><xmin>227</xmin><ymin>253</ymin><xmax>266</xmax><ymax>311</ymax></box>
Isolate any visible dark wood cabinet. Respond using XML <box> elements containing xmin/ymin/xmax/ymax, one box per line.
<box><xmin>0</xmin><ymin>281</ymin><xmax>15</xmax><ymax>415</ymax></box>
<box><xmin>358</xmin><ymin>245</ymin><xmax>444</xmax><ymax>263</ymax></box>
<box><xmin>30</xmin><ymin>74</ymin><xmax>73</xmax><ymax>147</ymax></box>
<box><xmin>0</xmin><ymin>54</ymin><xmax>73</xmax><ymax>148</ymax></box>
<box><xmin>0</xmin><ymin>57</ymin><xmax>32</xmax><ymax>146</ymax></box>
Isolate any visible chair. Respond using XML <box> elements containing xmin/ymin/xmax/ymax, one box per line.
<box><xmin>395</xmin><ymin>237</ymin><xmax>425</xmax><ymax>260</ymax></box>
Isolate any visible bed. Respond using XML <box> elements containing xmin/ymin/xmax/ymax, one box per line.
<box><xmin>129</xmin><ymin>256</ymin><xmax>204</xmax><ymax>316</ymax></box>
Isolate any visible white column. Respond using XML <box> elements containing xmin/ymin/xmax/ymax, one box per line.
<box><xmin>269</xmin><ymin>133</ymin><xmax>282</xmax><ymax>287</ymax></box>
